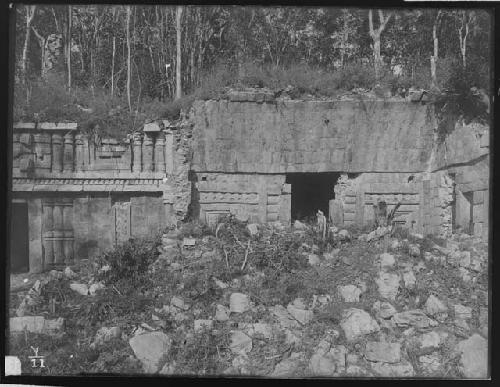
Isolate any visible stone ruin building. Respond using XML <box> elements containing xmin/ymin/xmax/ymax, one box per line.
<box><xmin>10</xmin><ymin>90</ymin><xmax>490</xmax><ymax>273</ymax></box>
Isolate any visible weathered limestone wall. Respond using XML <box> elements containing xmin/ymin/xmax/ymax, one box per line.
<box><xmin>432</xmin><ymin>121</ymin><xmax>490</xmax><ymax>240</ymax></box>
<box><xmin>12</xmin><ymin>122</ymin><xmax>177</xmax><ymax>176</ymax></box>
<box><xmin>193</xmin><ymin>172</ymin><xmax>291</xmax><ymax>226</ymax></box>
<box><xmin>190</xmin><ymin>95</ymin><xmax>489</xmax><ymax>241</ymax></box>
<box><xmin>332</xmin><ymin>173</ymin><xmax>424</xmax><ymax>232</ymax></box>
<box><xmin>12</xmin><ymin>122</ymin><xmax>190</xmax><ymax>273</ymax></box>
<box><xmin>192</xmin><ymin>98</ymin><xmax>436</xmax><ymax>174</ymax></box>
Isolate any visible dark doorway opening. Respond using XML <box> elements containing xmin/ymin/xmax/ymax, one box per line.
<box><xmin>10</xmin><ymin>203</ymin><xmax>29</xmax><ymax>273</ymax></box>
<box><xmin>286</xmin><ymin>172</ymin><xmax>340</xmax><ymax>221</ymax></box>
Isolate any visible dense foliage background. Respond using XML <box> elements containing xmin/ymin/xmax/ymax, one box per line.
<box><xmin>12</xmin><ymin>5</ymin><xmax>491</xmax><ymax>137</ymax></box>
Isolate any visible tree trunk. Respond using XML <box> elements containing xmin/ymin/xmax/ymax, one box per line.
<box><xmin>66</xmin><ymin>5</ymin><xmax>72</xmax><ymax>92</ymax></box>
<box><xmin>373</xmin><ymin>35</ymin><xmax>381</xmax><ymax>80</ymax></box>
<box><xmin>31</xmin><ymin>27</ymin><xmax>47</xmax><ymax>79</ymax></box>
<box><xmin>21</xmin><ymin>6</ymin><xmax>36</xmax><ymax>84</ymax></box>
<box><xmin>111</xmin><ymin>36</ymin><xmax>116</xmax><ymax>97</ymax></box>
<box><xmin>176</xmin><ymin>5</ymin><xmax>183</xmax><ymax>100</ymax></box>
<box><xmin>458</xmin><ymin>11</ymin><xmax>471</xmax><ymax>69</ymax></box>
<box><xmin>430</xmin><ymin>11</ymin><xmax>441</xmax><ymax>89</ymax></box>
<box><xmin>126</xmin><ymin>5</ymin><xmax>132</xmax><ymax>112</ymax></box>
<box><xmin>368</xmin><ymin>9</ymin><xmax>392</xmax><ymax>81</ymax></box>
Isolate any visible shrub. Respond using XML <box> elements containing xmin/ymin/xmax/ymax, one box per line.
<box><xmin>97</xmin><ymin>236</ymin><xmax>161</xmax><ymax>291</ymax></box>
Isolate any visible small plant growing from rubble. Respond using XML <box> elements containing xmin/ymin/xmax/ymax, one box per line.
<box><xmin>96</xmin><ymin>235</ymin><xmax>161</xmax><ymax>292</ymax></box>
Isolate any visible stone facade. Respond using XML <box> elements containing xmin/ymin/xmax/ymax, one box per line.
<box><xmin>11</xmin><ymin>121</ymin><xmax>190</xmax><ymax>273</ymax></box>
<box><xmin>10</xmin><ymin>92</ymin><xmax>490</xmax><ymax>272</ymax></box>
<box><xmin>190</xmin><ymin>91</ymin><xmax>489</xmax><ymax>240</ymax></box>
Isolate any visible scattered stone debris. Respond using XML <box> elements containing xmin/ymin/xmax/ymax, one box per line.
<box><xmin>7</xmin><ymin>219</ymin><xmax>488</xmax><ymax>378</ymax></box>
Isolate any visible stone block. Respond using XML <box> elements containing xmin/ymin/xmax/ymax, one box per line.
<box><xmin>473</xmin><ymin>190</ymin><xmax>484</xmax><ymax>205</ymax></box>
<box><xmin>473</xmin><ymin>204</ymin><xmax>484</xmax><ymax>222</ymax></box>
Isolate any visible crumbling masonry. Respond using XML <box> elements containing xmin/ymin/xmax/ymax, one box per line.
<box><xmin>11</xmin><ymin>90</ymin><xmax>489</xmax><ymax>273</ymax></box>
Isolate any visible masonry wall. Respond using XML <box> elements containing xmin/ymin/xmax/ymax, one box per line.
<box><xmin>192</xmin><ymin>99</ymin><xmax>436</xmax><ymax>174</ymax></box>
<box><xmin>332</xmin><ymin>172</ymin><xmax>424</xmax><ymax>232</ymax></box>
<box><xmin>193</xmin><ymin>172</ymin><xmax>290</xmax><ymax>226</ymax></box>
<box><xmin>15</xmin><ymin>192</ymin><xmax>167</xmax><ymax>273</ymax></box>
<box><xmin>12</xmin><ymin>122</ymin><xmax>186</xmax><ymax>273</ymax></box>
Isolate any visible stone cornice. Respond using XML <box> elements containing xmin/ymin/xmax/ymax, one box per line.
<box><xmin>14</xmin><ymin>122</ymin><xmax>78</xmax><ymax>131</ymax></box>
<box><xmin>12</xmin><ymin>177</ymin><xmax>171</xmax><ymax>193</ymax></box>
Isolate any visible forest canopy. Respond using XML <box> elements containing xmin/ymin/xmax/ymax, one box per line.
<box><xmin>12</xmin><ymin>5</ymin><xmax>491</xmax><ymax>138</ymax></box>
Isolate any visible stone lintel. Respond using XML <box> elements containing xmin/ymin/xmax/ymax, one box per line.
<box><xmin>14</xmin><ymin>122</ymin><xmax>78</xmax><ymax>131</ymax></box>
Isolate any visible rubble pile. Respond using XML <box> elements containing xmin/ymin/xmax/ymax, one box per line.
<box><xmin>8</xmin><ymin>219</ymin><xmax>488</xmax><ymax>378</ymax></box>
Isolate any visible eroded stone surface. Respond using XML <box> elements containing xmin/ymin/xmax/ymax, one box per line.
<box><xmin>129</xmin><ymin>332</ymin><xmax>172</xmax><ymax>373</ymax></box>
<box><xmin>271</xmin><ymin>305</ymin><xmax>300</xmax><ymax>329</ymax></box>
<box><xmin>338</xmin><ymin>285</ymin><xmax>362</xmax><ymax>303</ymax></box>
<box><xmin>425</xmin><ymin>295</ymin><xmax>448</xmax><ymax>320</ymax></box>
<box><xmin>230</xmin><ymin>330</ymin><xmax>253</xmax><ymax>355</ymax></box>
<box><xmin>230</xmin><ymin>293</ymin><xmax>250</xmax><ymax>313</ymax></box>
<box><xmin>364</xmin><ymin>341</ymin><xmax>401</xmax><ymax>363</ymax></box>
<box><xmin>376</xmin><ymin>272</ymin><xmax>400</xmax><ymax>300</ymax></box>
<box><xmin>340</xmin><ymin>308</ymin><xmax>380</xmax><ymax>341</ymax></box>
<box><xmin>392</xmin><ymin>309</ymin><xmax>438</xmax><ymax>329</ymax></box>
<box><xmin>456</xmin><ymin>334</ymin><xmax>488</xmax><ymax>379</ymax></box>
<box><xmin>371</xmin><ymin>361</ymin><xmax>415</xmax><ymax>377</ymax></box>
<box><xmin>287</xmin><ymin>304</ymin><xmax>314</xmax><ymax>325</ymax></box>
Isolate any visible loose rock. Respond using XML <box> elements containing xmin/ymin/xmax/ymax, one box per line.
<box><xmin>70</xmin><ymin>283</ymin><xmax>89</xmax><ymax>296</ymax></box>
<box><xmin>402</xmin><ymin>270</ymin><xmax>416</xmax><ymax>289</ymax></box>
<box><xmin>64</xmin><ymin>267</ymin><xmax>76</xmax><ymax>278</ymax></box>
<box><xmin>338</xmin><ymin>229</ymin><xmax>351</xmax><ymax>241</ymax></box>
<box><xmin>194</xmin><ymin>319</ymin><xmax>213</xmax><ymax>332</ymax></box>
<box><xmin>10</xmin><ymin>316</ymin><xmax>64</xmax><ymax>335</ymax></box>
<box><xmin>456</xmin><ymin>334</ymin><xmax>488</xmax><ymax>378</ymax></box>
<box><xmin>376</xmin><ymin>272</ymin><xmax>400</xmax><ymax>300</ymax></box>
<box><xmin>371</xmin><ymin>361</ymin><xmax>415</xmax><ymax>377</ymax></box>
<box><xmin>129</xmin><ymin>331</ymin><xmax>172</xmax><ymax>373</ymax></box>
<box><xmin>340</xmin><ymin>308</ymin><xmax>380</xmax><ymax>341</ymax></box>
<box><xmin>246</xmin><ymin>223</ymin><xmax>259</xmax><ymax>236</ymax></box>
<box><xmin>215</xmin><ymin>304</ymin><xmax>230</xmax><ymax>321</ymax></box>
<box><xmin>230</xmin><ymin>293</ymin><xmax>250</xmax><ymax>313</ymax></box>
<box><xmin>230</xmin><ymin>330</ymin><xmax>253</xmax><ymax>355</ymax></box>
<box><xmin>364</xmin><ymin>341</ymin><xmax>401</xmax><ymax>363</ymax></box>
<box><xmin>338</xmin><ymin>285</ymin><xmax>362</xmax><ymax>303</ymax></box>
<box><xmin>373</xmin><ymin>301</ymin><xmax>397</xmax><ymax>319</ymax></box>
<box><xmin>454</xmin><ymin>304</ymin><xmax>472</xmax><ymax>321</ymax></box>
<box><xmin>392</xmin><ymin>309</ymin><xmax>438</xmax><ymax>329</ymax></box>
<box><xmin>287</xmin><ymin>304</ymin><xmax>314</xmax><ymax>325</ymax></box>
<box><xmin>171</xmin><ymin>296</ymin><xmax>190</xmax><ymax>311</ymax></box>
<box><xmin>408</xmin><ymin>244</ymin><xmax>420</xmax><ymax>257</ymax></box>
<box><xmin>271</xmin><ymin>305</ymin><xmax>300</xmax><ymax>329</ymax></box>
<box><xmin>308</xmin><ymin>254</ymin><xmax>321</xmax><ymax>266</ymax></box>
<box><xmin>271</xmin><ymin>352</ymin><xmax>303</xmax><ymax>377</ymax></box>
<box><xmin>379</xmin><ymin>253</ymin><xmax>396</xmax><ymax>269</ymax></box>
<box><xmin>89</xmin><ymin>282</ymin><xmax>105</xmax><ymax>296</ymax></box>
<box><xmin>92</xmin><ymin>326</ymin><xmax>121</xmax><ymax>347</ymax></box>
<box><xmin>425</xmin><ymin>295</ymin><xmax>448</xmax><ymax>320</ymax></box>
